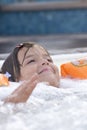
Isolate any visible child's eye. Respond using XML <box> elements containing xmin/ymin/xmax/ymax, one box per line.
<box><xmin>28</xmin><ymin>60</ymin><xmax>35</xmax><ymax>64</ymax></box>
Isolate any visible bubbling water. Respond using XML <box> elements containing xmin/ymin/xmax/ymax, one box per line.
<box><xmin>0</xmin><ymin>79</ymin><xmax>87</xmax><ymax>130</ymax></box>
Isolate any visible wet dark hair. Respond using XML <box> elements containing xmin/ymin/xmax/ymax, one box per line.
<box><xmin>1</xmin><ymin>42</ymin><xmax>36</xmax><ymax>82</ymax></box>
<box><xmin>1</xmin><ymin>42</ymin><xmax>50</xmax><ymax>82</ymax></box>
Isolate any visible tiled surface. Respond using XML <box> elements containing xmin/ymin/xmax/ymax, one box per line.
<box><xmin>0</xmin><ymin>9</ymin><xmax>87</xmax><ymax>36</ymax></box>
<box><xmin>0</xmin><ymin>0</ymin><xmax>79</xmax><ymax>4</ymax></box>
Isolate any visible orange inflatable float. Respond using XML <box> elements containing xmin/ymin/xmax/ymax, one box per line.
<box><xmin>61</xmin><ymin>58</ymin><xmax>87</xmax><ymax>79</ymax></box>
<box><xmin>0</xmin><ymin>72</ymin><xmax>10</xmax><ymax>86</ymax></box>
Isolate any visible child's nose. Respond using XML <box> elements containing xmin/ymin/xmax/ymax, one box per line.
<box><xmin>40</xmin><ymin>59</ymin><xmax>49</xmax><ymax>65</ymax></box>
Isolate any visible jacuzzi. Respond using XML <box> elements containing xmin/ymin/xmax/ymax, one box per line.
<box><xmin>0</xmin><ymin>52</ymin><xmax>87</xmax><ymax>130</ymax></box>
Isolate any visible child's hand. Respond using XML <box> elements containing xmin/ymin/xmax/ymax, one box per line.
<box><xmin>4</xmin><ymin>73</ymin><xmax>39</xmax><ymax>103</ymax></box>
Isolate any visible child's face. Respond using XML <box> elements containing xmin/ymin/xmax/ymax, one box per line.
<box><xmin>18</xmin><ymin>45</ymin><xmax>59</xmax><ymax>87</ymax></box>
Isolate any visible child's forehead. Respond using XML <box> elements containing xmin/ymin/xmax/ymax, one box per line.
<box><xmin>34</xmin><ymin>44</ymin><xmax>47</xmax><ymax>51</ymax></box>
<box><xmin>27</xmin><ymin>45</ymin><xmax>50</xmax><ymax>56</ymax></box>
<box><xmin>18</xmin><ymin>45</ymin><xmax>51</xmax><ymax>64</ymax></box>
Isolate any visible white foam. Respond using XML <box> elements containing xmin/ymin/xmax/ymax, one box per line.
<box><xmin>0</xmin><ymin>79</ymin><xmax>87</xmax><ymax>130</ymax></box>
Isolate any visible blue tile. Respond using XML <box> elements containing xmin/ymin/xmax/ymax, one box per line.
<box><xmin>0</xmin><ymin>0</ymin><xmax>80</xmax><ymax>4</ymax></box>
<box><xmin>0</xmin><ymin>9</ymin><xmax>87</xmax><ymax>35</ymax></box>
